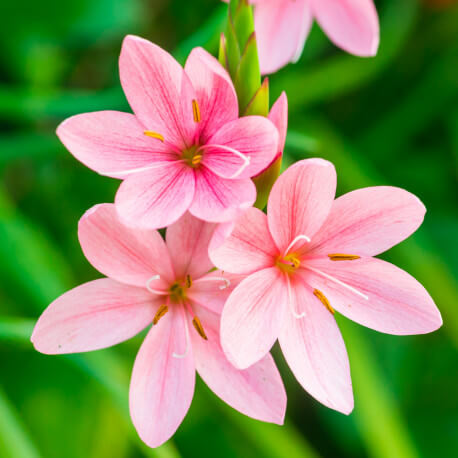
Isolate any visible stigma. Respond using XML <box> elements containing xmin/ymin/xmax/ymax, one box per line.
<box><xmin>313</xmin><ymin>289</ymin><xmax>335</xmax><ymax>315</ymax></box>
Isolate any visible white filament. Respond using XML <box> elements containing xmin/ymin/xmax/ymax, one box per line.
<box><xmin>286</xmin><ymin>275</ymin><xmax>306</xmax><ymax>319</ymax></box>
<box><xmin>284</xmin><ymin>234</ymin><xmax>311</xmax><ymax>256</ymax></box>
<box><xmin>199</xmin><ymin>144</ymin><xmax>251</xmax><ymax>179</ymax></box>
<box><xmin>146</xmin><ymin>275</ymin><xmax>168</xmax><ymax>295</ymax></box>
<box><xmin>173</xmin><ymin>315</ymin><xmax>190</xmax><ymax>359</ymax></box>
<box><xmin>194</xmin><ymin>276</ymin><xmax>231</xmax><ymax>290</ymax></box>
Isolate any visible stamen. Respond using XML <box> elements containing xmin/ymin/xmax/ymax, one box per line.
<box><xmin>191</xmin><ymin>154</ymin><xmax>202</xmax><ymax>166</ymax></box>
<box><xmin>153</xmin><ymin>305</ymin><xmax>169</xmax><ymax>324</ymax></box>
<box><xmin>198</xmin><ymin>144</ymin><xmax>251</xmax><ymax>179</ymax></box>
<box><xmin>146</xmin><ymin>275</ymin><xmax>168</xmax><ymax>295</ymax></box>
<box><xmin>328</xmin><ymin>254</ymin><xmax>361</xmax><ymax>261</ymax></box>
<box><xmin>194</xmin><ymin>276</ymin><xmax>231</xmax><ymax>290</ymax></box>
<box><xmin>192</xmin><ymin>316</ymin><xmax>208</xmax><ymax>340</ymax></box>
<box><xmin>286</xmin><ymin>275</ymin><xmax>306</xmax><ymax>319</ymax></box>
<box><xmin>192</xmin><ymin>99</ymin><xmax>201</xmax><ymax>123</ymax></box>
<box><xmin>313</xmin><ymin>289</ymin><xmax>335</xmax><ymax>315</ymax></box>
<box><xmin>173</xmin><ymin>314</ymin><xmax>190</xmax><ymax>359</ymax></box>
<box><xmin>284</xmin><ymin>234</ymin><xmax>311</xmax><ymax>256</ymax></box>
<box><xmin>302</xmin><ymin>265</ymin><xmax>369</xmax><ymax>301</ymax></box>
<box><xmin>144</xmin><ymin>131</ymin><xmax>164</xmax><ymax>142</ymax></box>
<box><xmin>185</xmin><ymin>274</ymin><xmax>192</xmax><ymax>289</ymax></box>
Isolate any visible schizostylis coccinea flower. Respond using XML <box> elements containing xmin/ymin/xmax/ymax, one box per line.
<box><xmin>31</xmin><ymin>205</ymin><xmax>286</xmax><ymax>448</ymax></box>
<box><xmin>210</xmin><ymin>158</ymin><xmax>442</xmax><ymax>414</ymax></box>
<box><xmin>250</xmin><ymin>0</ymin><xmax>380</xmax><ymax>74</ymax></box>
<box><xmin>57</xmin><ymin>35</ymin><xmax>279</xmax><ymax>229</ymax></box>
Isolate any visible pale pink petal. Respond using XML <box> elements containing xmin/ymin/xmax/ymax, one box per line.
<box><xmin>166</xmin><ymin>212</ymin><xmax>216</xmax><ymax>280</ymax></box>
<box><xmin>184</xmin><ymin>47</ymin><xmax>238</xmax><ymax>143</ymax></box>
<box><xmin>119</xmin><ymin>35</ymin><xmax>196</xmax><ymax>149</ymax></box>
<box><xmin>190</xmin><ymin>305</ymin><xmax>286</xmax><ymax>424</ymax></box>
<box><xmin>308</xmin><ymin>186</ymin><xmax>426</xmax><ymax>257</ymax></box>
<box><xmin>78</xmin><ymin>204</ymin><xmax>174</xmax><ymax>288</ymax></box>
<box><xmin>129</xmin><ymin>306</ymin><xmax>195</xmax><ymax>448</ymax></box>
<box><xmin>57</xmin><ymin>111</ymin><xmax>177</xmax><ymax>179</ymax></box>
<box><xmin>220</xmin><ymin>268</ymin><xmax>287</xmax><ymax>369</ymax></box>
<box><xmin>187</xmin><ymin>271</ymin><xmax>245</xmax><ymax>314</ymax></box>
<box><xmin>269</xmin><ymin>92</ymin><xmax>288</xmax><ymax>153</ymax></box>
<box><xmin>254</xmin><ymin>0</ymin><xmax>312</xmax><ymax>74</ymax></box>
<box><xmin>312</xmin><ymin>0</ymin><xmax>379</xmax><ymax>57</ymax></box>
<box><xmin>210</xmin><ymin>207</ymin><xmax>277</xmax><ymax>275</ymax></box>
<box><xmin>202</xmin><ymin>116</ymin><xmax>278</xmax><ymax>179</ymax></box>
<box><xmin>189</xmin><ymin>168</ymin><xmax>256</xmax><ymax>223</ymax></box>
<box><xmin>115</xmin><ymin>161</ymin><xmax>195</xmax><ymax>229</ymax></box>
<box><xmin>278</xmin><ymin>274</ymin><xmax>353</xmax><ymax>414</ymax></box>
<box><xmin>267</xmin><ymin>159</ymin><xmax>336</xmax><ymax>253</ymax></box>
<box><xmin>31</xmin><ymin>279</ymin><xmax>157</xmax><ymax>354</ymax></box>
<box><xmin>301</xmin><ymin>257</ymin><xmax>442</xmax><ymax>335</ymax></box>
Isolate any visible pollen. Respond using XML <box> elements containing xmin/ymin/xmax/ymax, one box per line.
<box><xmin>192</xmin><ymin>99</ymin><xmax>201</xmax><ymax>123</ymax></box>
<box><xmin>153</xmin><ymin>305</ymin><xmax>169</xmax><ymax>324</ymax></box>
<box><xmin>313</xmin><ymin>289</ymin><xmax>335</xmax><ymax>315</ymax></box>
<box><xmin>144</xmin><ymin>131</ymin><xmax>164</xmax><ymax>142</ymax></box>
<box><xmin>328</xmin><ymin>254</ymin><xmax>360</xmax><ymax>261</ymax></box>
<box><xmin>192</xmin><ymin>316</ymin><xmax>208</xmax><ymax>340</ymax></box>
<box><xmin>276</xmin><ymin>253</ymin><xmax>301</xmax><ymax>273</ymax></box>
<box><xmin>185</xmin><ymin>274</ymin><xmax>192</xmax><ymax>288</ymax></box>
<box><xmin>191</xmin><ymin>154</ymin><xmax>202</xmax><ymax>166</ymax></box>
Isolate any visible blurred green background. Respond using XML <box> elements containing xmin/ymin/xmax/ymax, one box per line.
<box><xmin>0</xmin><ymin>0</ymin><xmax>457</xmax><ymax>457</ymax></box>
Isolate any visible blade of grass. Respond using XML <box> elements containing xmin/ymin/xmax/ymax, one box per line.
<box><xmin>0</xmin><ymin>386</ymin><xmax>41</xmax><ymax>458</ymax></box>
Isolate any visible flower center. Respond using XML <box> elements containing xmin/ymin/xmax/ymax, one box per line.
<box><xmin>181</xmin><ymin>145</ymin><xmax>203</xmax><ymax>168</ymax></box>
<box><xmin>276</xmin><ymin>253</ymin><xmax>301</xmax><ymax>274</ymax></box>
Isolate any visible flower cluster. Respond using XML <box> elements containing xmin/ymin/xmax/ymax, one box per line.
<box><xmin>32</xmin><ymin>5</ymin><xmax>441</xmax><ymax>449</ymax></box>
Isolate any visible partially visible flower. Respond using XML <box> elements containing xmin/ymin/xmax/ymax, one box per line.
<box><xmin>210</xmin><ymin>158</ymin><xmax>442</xmax><ymax>414</ymax></box>
<box><xmin>31</xmin><ymin>206</ymin><xmax>286</xmax><ymax>448</ymax></box>
<box><xmin>250</xmin><ymin>0</ymin><xmax>380</xmax><ymax>74</ymax></box>
<box><xmin>57</xmin><ymin>35</ymin><xmax>279</xmax><ymax>229</ymax></box>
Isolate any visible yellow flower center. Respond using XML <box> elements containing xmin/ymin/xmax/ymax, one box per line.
<box><xmin>276</xmin><ymin>253</ymin><xmax>301</xmax><ymax>274</ymax></box>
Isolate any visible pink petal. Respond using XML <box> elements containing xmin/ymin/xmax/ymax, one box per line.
<box><xmin>210</xmin><ymin>207</ymin><xmax>277</xmax><ymax>275</ymax></box>
<box><xmin>119</xmin><ymin>35</ymin><xmax>196</xmax><ymax>149</ymax></box>
<box><xmin>220</xmin><ymin>268</ymin><xmax>287</xmax><ymax>369</ymax></box>
<box><xmin>254</xmin><ymin>0</ymin><xmax>312</xmax><ymax>74</ymax></box>
<box><xmin>202</xmin><ymin>116</ymin><xmax>278</xmax><ymax>179</ymax></box>
<box><xmin>115</xmin><ymin>161</ymin><xmax>195</xmax><ymax>229</ymax></box>
<box><xmin>129</xmin><ymin>306</ymin><xmax>195</xmax><ymax>448</ymax></box>
<box><xmin>187</xmin><ymin>271</ymin><xmax>245</xmax><ymax>314</ymax></box>
<box><xmin>189</xmin><ymin>168</ymin><xmax>256</xmax><ymax>223</ymax></box>
<box><xmin>57</xmin><ymin>111</ymin><xmax>177</xmax><ymax>179</ymax></box>
<box><xmin>278</xmin><ymin>274</ymin><xmax>353</xmax><ymax>414</ymax></box>
<box><xmin>190</xmin><ymin>305</ymin><xmax>286</xmax><ymax>424</ymax></box>
<box><xmin>184</xmin><ymin>47</ymin><xmax>238</xmax><ymax>143</ymax></box>
<box><xmin>269</xmin><ymin>92</ymin><xmax>288</xmax><ymax>154</ymax></box>
<box><xmin>312</xmin><ymin>0</ymin><xmax>379</xmax><ymax>57</ymax></box>
<box><xmin>267</xmin><ymin>159</ymin><xmax>336</xmax><ymax>253</ymax></box>
<box><xmin>308</xmin><ymin>186</ymin><xmax>426</xmax><ymax>257</ymax></box>
<box><xmin>166</xmin><ymin>212</ymin><xmax>216</xmax><ymax>280</ymax></box>
<box><xmin>301</xmin><ymin>257</ymin><xmax>442</xmax><ymax>335</ymax></box>
<box><xmin>79</xmin><ymin>204</ymin><xmax>174</xmax><ymax>288</ymax></box>
<box><xmin>31</xmin><ymin>279</ymin><xmax>157</xmax><ymax>354</ymax></box>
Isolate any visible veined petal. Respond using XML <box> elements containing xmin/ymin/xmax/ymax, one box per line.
<box><xmin>115</xmin><ymin>161</ymin><xmax>195</xmax><ymax>229</ymax></box>
<box><xmin>210</xmin><ymin>207</ymin><xmax>277</xmax><ymax>275</ymax></box>
<box><xmin>278</xmin><ymin>275</ymin><xmax>353</xmax><ymax>414</ymax></box>
<box><xmin>254</xmin><ymin>0</ymin><xmax>312</xmax><ymax>74</ymax></box>
<box><xmin>130</xmin><ymin>306</ymin><xmax>195</xmax><ymax>448</ymax></box>
<box><xmin>31</xmin><ymin>279</ymin><xmax>157</xmax><ymax>354</ymax></box>
<box><xmin>190</xmin><ymin>305</ymin><xmax>286</xmax><ymax>424</ymax></box>
<box><xmin>79</xmin><ymin>204</ymin><xmax>174</xmax><ymax>288</ymax></box>
<box><xmin>203</xmin><ymin>116</ymin><xmax>278</xmax><ymax>179</ymax></box>
<box><xmin>184</xmin><ymin>47</ymin><xmax>238</xmax><ymax>143</ymax></box>
<box><xmin>267</xmin><ymin>159</ymin><xmax>336</xmax><ymax>253</ymax></box>
<box><xmin>220</xmin><ymin>268</ymin><xmax>287</xmax><ymax>369</ymax></box>
<box><xmin>301</xmin><ymin>257</ymin><xmax>442</xmax><ymax>335</ymax></box>
<box><xmin>166</xmin><ymin>212</ymin><xmax>216</xmax><ymax>280</ymax></box>
<box><xmin>189</xmin><ymin>168</ymin><xmax>256</xmax><ymax>223</ymax></box>
<box><xmin>119</xmin><ymin>35</ymin><xmax>196</xmax><ymax>149</ymax></box>
<box><xmin>312</xmin><ymin>0</ymin><xmax>379</xmax><ymax>57</ymax></box>
<box><xmin>308</xmin><ymin>186</ymin><xmax>426</xmax><ymax>257</ymax></box>
<box><xmin>269</xmin><ymin>92</ymin><xmax>288</xmax><ymax>154</ymax></box>
<box><xmin>57</xmin><ymin>111</ymin><xmax>177</xmax><ymax>179</ymax></box>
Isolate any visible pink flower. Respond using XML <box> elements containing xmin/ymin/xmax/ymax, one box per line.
<box><xmin>31</xmin><ymin>205</ymin><xmax>286</xmax><ymax>448</ymax></box>
<box><xmin>210</xmin><ymin>158</ymin><xmax>442</xmax><ymax>414</ymax></box>
<box><xmin>57</xmin><ymin>35</ymin><xmax>279</xmax><ymax>229</ymax></box>
<box><xmin>251</xmin><ymin>0</ymin><xmax>380</xmax><ymax>74</ymax></box>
